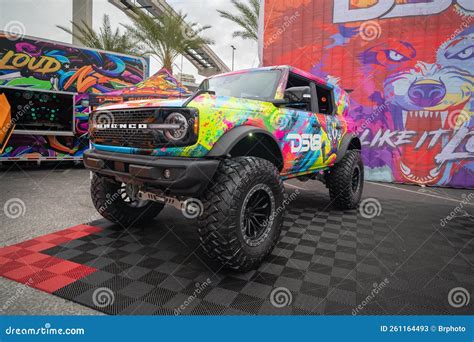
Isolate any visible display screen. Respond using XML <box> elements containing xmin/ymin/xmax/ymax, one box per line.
<box><xmin>0</xmin><ymin>87</ymin><xmax>75</xmax><ymax>133</ymax></box>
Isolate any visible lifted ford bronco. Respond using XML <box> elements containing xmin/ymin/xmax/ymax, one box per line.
<box><xmin>84</xmin><ymin>65</ymin><xmax>363</xmax><ymax>271</ymax></box>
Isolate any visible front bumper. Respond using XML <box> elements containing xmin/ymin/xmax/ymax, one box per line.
<box><xmin>83</xmin><ymin>149</ymin><xmax>219</xmax><ymax>196</ymax></box>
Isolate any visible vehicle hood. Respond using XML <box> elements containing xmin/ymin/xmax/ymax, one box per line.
<box><xmin>96</xmin><ymin>97</ymin><xmax>189</xmax><ymax>111</ymax></box>
<box><xmin>95</xmin><ymin>94</ymin><xmax>276</xmax><ymax>112</ymax></box>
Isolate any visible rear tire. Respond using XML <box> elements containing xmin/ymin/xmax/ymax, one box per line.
<box><xmin>91</xmin><ymin>173</ymin><xmax>164</xmax><ymax>227</ymax></box>
<box><xmin>198</xmin><ymin>157</ymin><xmax>285</xmax><ymax>272</ymax></box>
<box><xmin>326</xmin><ymin>150</ymin><xmax>364</xmax><ymax>209</ymax></box>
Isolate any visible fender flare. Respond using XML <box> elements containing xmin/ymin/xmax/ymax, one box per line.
<box><xmin>207</xmin><ymin>126</ymin><xmax>281</xmax><ymax>158</ymax></box>
<box><xmin>334</xmin><ymin>134</ymin><xmax>361</xmax><ymax>164</ymax></box>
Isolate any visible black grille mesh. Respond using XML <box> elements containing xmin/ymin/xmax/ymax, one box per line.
<box><xmin>90</xmin><ymin>109</ymin><xmax>158</xmax><ymax>149</ymax></box>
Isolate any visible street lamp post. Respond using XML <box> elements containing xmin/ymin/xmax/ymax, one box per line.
<box><xmin>231</xmin><ymin>45</ymin><xmax>236</xmax><ymax>71</ymax></box>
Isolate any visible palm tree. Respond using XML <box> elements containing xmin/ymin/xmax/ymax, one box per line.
<box><xmin>123</xmin><ymin>10</ymin><xmax>214</xmax><ymax>72</ymax></box>
<box><xmin>218</xmin><ymin>0</ymin><xmax>260</xmax><ymax>41</ymax></box>
<box><xmin>57</xmin><ymin>14</ymin><xmax>140</xmax><ymax>54</ymax></box>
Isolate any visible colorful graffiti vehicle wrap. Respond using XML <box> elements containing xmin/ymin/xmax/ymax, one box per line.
<box><xmin>86</xmin><ymin>65</ymin><xmax>361</xmax><ymax>271</ymax></box>
<box><xmin>262</xmin><ymin>0</ymin><xmax>474</xmax><ymax>188</ymax></box>
<box><xmin>0</xmin><ymin>31</ymin><xmax>147</xmax><ymax>160</ymax></box>
<box><xmin>91</xmin><ymin>66</ymin><xmax>351</xmax><ymax>178</ymax></box>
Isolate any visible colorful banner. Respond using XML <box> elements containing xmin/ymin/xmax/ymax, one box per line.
<box><xmin>262</xmin><ymin>0</ymin><xmax>474</xmax><ymax>188</ymax></box>
<box><xmin>89</xmin><ymin>68</ymin><xmax>191</xmax><ymax>107</ymax></box>
<box><xmin>0</xmin><ymin>32</ymin><xmax>147</xmax><ymax>160</ymax></box>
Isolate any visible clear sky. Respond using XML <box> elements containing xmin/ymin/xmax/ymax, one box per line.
<box><xmin>0</xmin><ymin>0</ymin><xmax>259</xmax><ymax>82</ymax></box>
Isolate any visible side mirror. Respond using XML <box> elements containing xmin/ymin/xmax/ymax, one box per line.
<box><xmin>284</xmin><ymin>86</ymin><xmax>311</xmax><ymax>104</ymax></box>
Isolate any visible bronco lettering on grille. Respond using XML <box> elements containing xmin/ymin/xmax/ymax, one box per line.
<box><xmin>94</xmin><ymin>123</ymin><xmax>149</xmax><ymax>129</ymax></box>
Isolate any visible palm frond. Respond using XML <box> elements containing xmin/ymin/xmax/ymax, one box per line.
<box><xmin>56</xmin><ymin>14</ymin><xmax>140</xmax><ymax>55</ymax></box>
<box><xmin>123</xmin><ymin>9</ymin><xmax>213</xmax><ymax>71</ymax></box>
<box><xmin>218</xmin><ymin>0</ymin><xmax>260</xmax><ymax>41</ymax></box>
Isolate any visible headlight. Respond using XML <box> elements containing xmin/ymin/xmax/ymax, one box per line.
<box><xmin>163</xmin><ymin>112</ymin><xmax>189</xmax><ymax>142</ymax></box>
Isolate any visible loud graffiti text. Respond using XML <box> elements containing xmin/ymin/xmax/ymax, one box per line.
<box><xmin>360</xmin><ymin>127</ymin><xmax>474</xmax><ymax>162</ymax></box>
<box><xmin>0</xmin><ymin>50</ymin><xmax>61</xmax><ymax>74</ymax></box>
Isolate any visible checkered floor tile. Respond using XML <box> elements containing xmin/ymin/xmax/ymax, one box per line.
<box><xmin>1</xmin><ymin>191</ymin><xmax>473</xmax><ymax>315</ymax></box>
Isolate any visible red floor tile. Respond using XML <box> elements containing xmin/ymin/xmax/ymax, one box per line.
<box><xmin>3</xmin><ymin>265</ymin><xmax>41</xmax><ymax>282</ymax></box>
<box><xmin>46</xmin><ymin>260</ymin><xmax>84</xmax><ymax>275</ymax></box>
<box><xmin>30</xmin><ymin>255</ymin><xmax>65</xmax><ymax>269</ymax></box>
<box><xmin>0</xmin><ymin>245</ymin><xmax>22</xmax><ymax>256</ymax></box>
<box><xmin>17</xmin><ymin>252</ymin><xmax>50</xmax><ymax>264</ymax></box>
<box><xmin>63</xmin><ymin>265</ymin><xmax>96</xmax><ymax>280</ymax></box>
<box><xmin>0</xmin><ymin>224</ymin><xmax>101</xmax><ymax>295</ymax></box>
<box><xmin>34</xmin><ymin>275</ymin><xmax>77</xmax><ymax>293</ymax></box>
<box><xmin>0</xmin><ymin>260</ymin><xmax>24</xmax><ymax>273</ymax></box>
<box><xmin>3</xmin><ymin>248</ymin><xmax>33</xmax><ymax>259</ymax></box>
<box><xmin>25</xmin><ymin>241</ymin><xmax>57</xmax><ymax>252</ymax></box>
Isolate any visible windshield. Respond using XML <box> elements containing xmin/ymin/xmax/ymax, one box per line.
<box><xmin>199</xmin><ymin>70</ymin><xmax>281</xmax><ymax>101</ymax></box>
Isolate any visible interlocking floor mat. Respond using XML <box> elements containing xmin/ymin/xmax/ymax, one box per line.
<box><xmin>1</xmin><ymin>191</ymin><xmax>473</xmax><ymax>315</ymax></box>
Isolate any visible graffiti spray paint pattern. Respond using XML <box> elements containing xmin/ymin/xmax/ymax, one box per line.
<box><xmin>262</xmin><ymin>0</ymin><xmax>474</xmax><ymax>188</ymax></box>
<box><xmin>0</xmin><ymin>32</ymin><xmax>146</xmax><ymax>159</ymax></box>
<box><xmin>94</xmin><ymin>66</ymin><xmax>350</xmax><ymax>177</ymax></box>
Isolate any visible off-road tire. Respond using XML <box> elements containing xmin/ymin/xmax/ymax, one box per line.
<box><xmin>198</xmin><ymin>157</ymin><xmax>285</xmax><ymax>272</ymax></box>
<box><xmin>326</xmin><ymin>150</ymin><xmax>364</xmax><ymax>209</ymax></box>
<box><xmin>91</xmin><ymin>173</ymin><xmax>164</xmax><ymax>227</ymax></box>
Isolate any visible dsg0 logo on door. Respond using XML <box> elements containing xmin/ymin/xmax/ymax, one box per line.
<box><xmin>287</xmin><ymin>134</ymin><xmax>322</xmax><ymax>153</ymax></box>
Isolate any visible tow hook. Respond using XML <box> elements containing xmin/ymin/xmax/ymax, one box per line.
<box><xmin>137</xmin><ymin>190</ymin><xmax>185</xmax><ymax>211</ymax></box>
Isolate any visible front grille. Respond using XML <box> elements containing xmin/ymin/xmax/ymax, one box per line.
<box><xmin>89</xmin><ymin>108</ymin><xmax>198</xmax><ymax>149</ymax></box>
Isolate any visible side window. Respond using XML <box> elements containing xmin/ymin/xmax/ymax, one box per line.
<box><xmin>284</xmin><ymin>73</ymin><xmax>313</xmax><ymax>112</ymax></box>
<box><xmin>315</xmin><ymin>85</ymin><xmax>334</xmax><ymax>115</ymax></box>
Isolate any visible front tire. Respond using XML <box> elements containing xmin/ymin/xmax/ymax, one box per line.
<box><xmin>91</xmin><ymin>173</ymin><xmax>164</xmax><ymax>227</ymax></box>
<box><xmin>198</xmin><ymin>157</ymin><xmax>285</xmax><ymax>272</ymax></box>
<box><xmin>326</xmin><ymin>150</ymin><xmax>364</xmax><ymax>209</ymax></box>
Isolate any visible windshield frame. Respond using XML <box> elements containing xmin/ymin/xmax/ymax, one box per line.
<box><xmin>199</xmin><ymin>69</ymin><xmax>283</xmax><ymax>102</ymax></box>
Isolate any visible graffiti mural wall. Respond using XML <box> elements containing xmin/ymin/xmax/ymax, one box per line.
<box><xmin>0</xmin><ymin>32</ymin><xmax>147</xmax><ymax>160</ymax></box>
<box><xmin>262</xmin><ymin>0</ymin><xmax>474</xmax><ymax>188</ymax></box>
